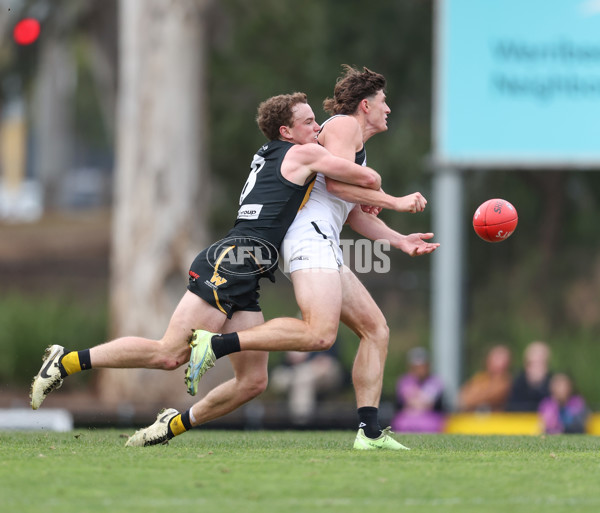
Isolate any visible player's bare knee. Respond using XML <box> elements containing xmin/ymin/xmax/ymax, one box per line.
<box><xmin>363</xmin><ymin>319</ymin><xmax>389</xmax><ymax>345</ymax></box>
<box><xmin>309</xmin><ymin>331</ymin><xmax>337</xmax><ymax>352</ymax></box>
<box><xmin>374</xmin><ymin>325</ymin><xmax>390</xmax><ymax>357</ymax></box>
<box><xmin>376</xmin><ymin>322</ymin><xmax>390</xmax><ymax>345</ymax></box>
<box><xmin>240</xmin><ymin>373</ymin><xmax>268</xmax><ymax>399</ymax></box>
<box><xmin>154</xmin><ymin>343</ymin><xmax>189</xmax><ymax>370</ymax></box>
<box><xmin>163</xmin><ymin>358</ymin><xmax>184</xmax><ymax>371</ymax></box>
<box><xmin>152</xmin><ymin>355</ymin><xmax>182</xmax><ymax>370</ymax></box>
<box><xmin>250</xmin><ymin>376</ymin><xmax>269</xmax><ymax>397</ymax></box>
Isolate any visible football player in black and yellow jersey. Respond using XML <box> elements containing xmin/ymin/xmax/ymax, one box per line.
<box><xmin>30</xmin><ymin>92</ymin><xmax>383</xmax><ymax>442</ymax></box>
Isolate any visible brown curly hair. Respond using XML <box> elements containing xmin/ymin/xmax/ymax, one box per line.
<box><xmin>323</xmin><ymin>65</ymin><xmax>386</xmax><ymax>115</ymax></box>
<box><xmin>256</xmin><ymin>92</ymin><xmax>308</xmax><ymax>141</ymax></box>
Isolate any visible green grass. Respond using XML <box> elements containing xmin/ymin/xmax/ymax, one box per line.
<box><xmin>1</xmin><ymin>430</ymin><xmax>599</xmax><ymax>513</ymax></box>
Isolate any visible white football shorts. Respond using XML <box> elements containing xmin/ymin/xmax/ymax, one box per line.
<box><xmin>279</xmin><ymin>220</ymin><xmax>343</xmax><ymax>275</ymax></box>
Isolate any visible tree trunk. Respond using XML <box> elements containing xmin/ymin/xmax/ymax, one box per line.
<box><xmin>98</xmin><ymin>0</ymin><xmax>221</xmax><ymax>408</ymax></box>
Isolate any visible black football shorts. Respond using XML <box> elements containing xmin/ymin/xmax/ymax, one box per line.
<box><xmin>187</xmin><ymin>237</ymin><xmax>276</xmax><ymax>319</ymax></box>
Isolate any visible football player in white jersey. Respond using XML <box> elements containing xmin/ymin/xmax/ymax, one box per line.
<box><xmin>185</xmin><ymin>67</ymin><xmax>439</xmax><ymax>450</ymax></box>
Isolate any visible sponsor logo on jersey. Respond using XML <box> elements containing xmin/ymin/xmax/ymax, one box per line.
<box><xmin>237</xmin><ymin>204</ymin><xmax>263</xmax><ymax>220</ymax></box>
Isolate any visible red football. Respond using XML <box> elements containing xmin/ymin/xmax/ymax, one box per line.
<box><xmin>473</xmin><ymin>199</ymin><xmax>518</xmax><ymax>243</ymax></box>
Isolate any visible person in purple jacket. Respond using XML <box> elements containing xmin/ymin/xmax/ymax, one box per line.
<box><xmin>538</xmin><ymin>373</ymin><xmax>588</xmax><ymax>434</ymax></box>
<box><xmin>391</xmin><ymin>347</ymin><xmax>445</xmax><ymax>433</ymax></box>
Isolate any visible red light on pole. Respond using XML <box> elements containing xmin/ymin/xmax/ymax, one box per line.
<box><xmin>13</xmin><ymin>18</ymin><xmax>41</xmax><ymax>45</ymax></box>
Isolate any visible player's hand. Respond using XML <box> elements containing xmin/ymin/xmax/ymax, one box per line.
<box><xmin>360</xmin><ymin>204</ymin><xmax>382</xmax><ymax>216</ymax></box>
<box><xmin>397</xmin><ymin>232</ymin><xmax>440</xmax><ymax>257</ymax></box>
<box><xmin>396</xmin><ymin>192</ymin><xmax>427</xmax><ymax>213</ymax></box>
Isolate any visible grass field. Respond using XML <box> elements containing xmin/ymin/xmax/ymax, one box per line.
<box><xmin>1</xmin><ymin>430</ymin><xmax>598</xmax><ymax>513</ymax></box>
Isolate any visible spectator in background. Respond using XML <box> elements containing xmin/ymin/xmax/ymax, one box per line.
<box><xmin>458</xmin><ymin>345</ymin><xmax>512</xmax><ymax>412</ymax></box>
<box><xmin>270</xmin><ymin>345</ymin><xmax>344</xmax><ymax>426</ymax></box>
<box><xmin>506</xmin><ymin>341</ymin><xmax>552</xmax><ymax>412</ymax></box>
<box><xmin>539</xmin><ymin>373</ymin><xmax>588</xmax><ymax>434</ymax></box>
<box><xmin>391</xmin><ymin>347</ymin><xmax>445</xmax><ymax>433</ymax></box>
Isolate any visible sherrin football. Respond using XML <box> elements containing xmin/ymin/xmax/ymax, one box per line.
<box><xmin>472</xmin><ymin>199</ymin><xmax>518</xmax><ymax>243</ymax></box>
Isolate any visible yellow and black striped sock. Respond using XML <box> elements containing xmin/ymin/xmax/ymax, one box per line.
<box><xmin>167</xmin><ymin>410</ymin><xmax>193</xmax><ymax>439</ymax></box>
<box><xmin>59</xmin><ymin>349</ymin><xmax>92</xmax><ymax>377</ymax></box>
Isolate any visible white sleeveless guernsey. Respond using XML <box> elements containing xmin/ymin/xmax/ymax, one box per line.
<box><xmin>280</xmin><ymin>115</ymin><xmax>367</xmax><ymax>274</ymax></box>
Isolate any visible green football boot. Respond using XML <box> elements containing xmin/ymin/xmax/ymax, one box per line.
<box><xmin>353</xmin><ymin>427</ymin><xmax>410</xmax><ymax>450</ymax></box>
<box><xmin>185</xmin><ymin>329</ymin><xmax>217</xmax><ymax>396</ymax></box>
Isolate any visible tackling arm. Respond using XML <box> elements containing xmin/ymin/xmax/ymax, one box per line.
<box><xmin>283</xmin><ymin>143</ymin><xmax>382</xmax><ymax>189</ymax></box>
<box><xmin>325</xmin><ymin>179</ymin><xmax>427</xmax><ymax>213</ymax></box>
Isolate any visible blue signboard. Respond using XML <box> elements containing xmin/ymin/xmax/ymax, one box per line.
<box><xmin>434</xmin><ymin>0</ymin><xmax>600</xmax><ymax>167</ymax></box>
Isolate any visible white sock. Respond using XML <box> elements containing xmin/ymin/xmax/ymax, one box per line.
<box><xmin>189</xmin><ymin>407</ymin><xmax>198</xmax><ymax>426</ymax></box>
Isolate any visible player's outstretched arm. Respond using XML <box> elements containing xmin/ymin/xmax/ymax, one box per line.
<box><xmin>346</xmin><ymin>206</ymin><xmax>440</xmax><ymax>256</ymax></box>
<box><xmin>394</xmin><ymin>232</ymin><xmax>440</xmax><ymax>257</ymax></box>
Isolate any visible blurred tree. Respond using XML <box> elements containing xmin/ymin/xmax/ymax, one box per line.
<box><xmin>98</xmin><ymin>0</ymin><xmax>214</xmax><ymax>406</ymax></box>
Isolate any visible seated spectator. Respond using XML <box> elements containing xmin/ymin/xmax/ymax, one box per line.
<box><xmin>539</xmin><ymin>373</ymin><xmax>588</xmax><ymax>434</ymax></box>
<box><xmin>270</xmin><ymin>346</ymin><xmax>344</xmax><ymax>426</ymax></box>
<box><xmin>458</xmin><ymin>344</ymin><xmax>512</xmax><ymax>412</ymax></box>
<box><xmin>506</xmin><ymin>341</ymin><xmax>552</xmax><ymax>412</ymax></box>
<box><xmin>391</xmin><ymin>347</ymin><xmax>445</xmax><ymax>433</ymax></box>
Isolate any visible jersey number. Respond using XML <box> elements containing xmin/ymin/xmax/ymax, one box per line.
<box><xmin>239</xmin><ymin>154</ymin><xmax>266</xmax><ymax>205</ymax></box>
